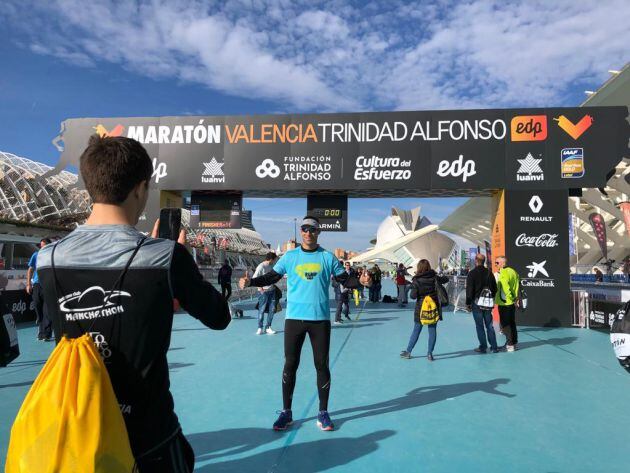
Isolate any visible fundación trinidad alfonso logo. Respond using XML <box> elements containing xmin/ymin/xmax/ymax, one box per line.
<box><xmin>554</xmin><ymin>115</ymin><xmax>593</xmax><ymax>139</ymax></box>
<box><xmin>93</xmin><ymin>124</ymin><xmax>125</xmax><ymax>138</ymax></box>
<box><xmin>510</xmin><ymin>116</ymin><xmax>547</xmax><ymax>141</ymax></box>
<box><xmin>256</xmin><ymin>159</ymin><xmax>281</xmax><ymax>179</ymax></box>
<box><xmin>202</xmin><ymin>157</ymin><xmax>225</xmax><ymax>183</ymax></box>
<box><xmin>516</xmin><ymin>153</ymin><xmax>544</xmax><ymax>181</ymax></box>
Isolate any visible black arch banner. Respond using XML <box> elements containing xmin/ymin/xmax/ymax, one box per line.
<box><xmin>53</xmin><ymin>107</ymin><xmax>629</xmax><ymax>194</ymax></box>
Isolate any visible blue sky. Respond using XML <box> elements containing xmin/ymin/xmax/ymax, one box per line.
<box><xmin>1</xmin><ymin>0</ymin><xmax>628</xmax><ymax>251</ymax></box>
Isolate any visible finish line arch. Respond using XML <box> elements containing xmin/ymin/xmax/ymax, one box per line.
<box><xmin>50</xmin><ymin>107</ymin><xmax>629</xmax><ymax>326</ymax></box>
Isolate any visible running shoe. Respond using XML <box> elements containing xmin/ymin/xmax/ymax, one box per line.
<box><xmin>427</xmin><ymin>353</ymin><xmax>435</xmax><ymax>361</ymax></box>
<box><xmin>317</xmin><ymin>411</ymin><xmax>335</xmax><ymax>431</ymax></box>
<box><xmin>506</xmin><ymin>345</ymin><xmax>516</xmax><ymax>352</ymax></box>
<box><xmin>273</xmin><ymin>410</ymin><xmax>293</xmax><ymax>431</ymax></box>
<box><xmin>345</xmin><ymin>315</ymin><xmax>351</xmax><ymax>321</ymax></box>
<box><xmin>474</xmin><ymin>347</ymin><xmax>487</xmax><ymax>354</ymax></box>
<box><xmin>399</xmin><ymin>351</ymin><xmax>411</xmax><ymax>359</ymax></box>
<box><xmin>265</xmin><ymin>327</ymin><xmax>276</xmax><ymax>335</ymax></box>
<box><xmin>491</xmin><ymin>348</ymin><xmax>500</xmax><ymax>353</ymax></box>
<box><xmin>256</xmin><ymin>328</ymin><xmax>263</xmax><ymax>335</ymax></box>
<box><xmin>333</xmin><ymin>320</ymin><xmax>343</xmax><ymax>325</ymax></box>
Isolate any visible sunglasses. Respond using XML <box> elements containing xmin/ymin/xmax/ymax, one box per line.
<box><xmin>301</xmin><ymin>226</ymin><xmax>318</xmax><ymax>234</ymax></box>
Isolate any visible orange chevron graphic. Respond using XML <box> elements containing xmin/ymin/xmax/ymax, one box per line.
<box><xmin>553</xmin><ymin>115</ymin><xmax>593</xmax><ymax>140</ymax></box>
<box><xmin>93</xmin><ymin>124</ymin><xmax>125</xmax><ymax>138</ymax></box>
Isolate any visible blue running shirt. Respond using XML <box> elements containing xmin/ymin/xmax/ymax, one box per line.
<box><xmin>273</xmin><ymin>246</ymin><xmax>344</xmax><ymax>321</ymax></box>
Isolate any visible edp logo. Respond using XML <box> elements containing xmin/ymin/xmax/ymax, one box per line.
<box><xmin>437</xmin><ymin>155</ymin><xmax>477</xmax><ymax>183</ymax></box>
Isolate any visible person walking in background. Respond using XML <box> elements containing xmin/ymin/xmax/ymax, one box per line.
<box><xmin>218</xmin><ymin>259</ymin><xmax>233</xmax><ymax>300</ymax></box>
<box><xmin>333</xmin><ymin>261</ymin><xmax>354</xmax><ymax>324</ymax></box>
<box><xmin>396</xmin><ymin>263</ymin><xmax>410</xmax><ymax>307</ymax></box>
<box><xmin>253</xmin><ymin>252</ymin><xmax>278</xmax><ymax>335</ymax></box>
<box><xmin>400</xmin><ymin>259</ymin><xmax>448</xmax><ymax>361</ymax></box>
<box><xmin>593</xmin><ymin>267</ymin><xmax>604</xmax><ymax>283</ymax></box>
<box><xmin>495</xmin><ymin>256</ymin><xmax>520</xmax><ymax>352</ymax></box>
<box><xmin>26</xmin><ymin>238</ymin><xmax>52</xmax><ymax>341</ymax></box>
<box><xmin>369</xmin><ymin>264</ymin><xmax>382</xmax><ymax>302</ymax></box>
<box><xmin>466</xmin><ymin>254</ymin><xmax>499</xmax><ymax>354</ymax></box>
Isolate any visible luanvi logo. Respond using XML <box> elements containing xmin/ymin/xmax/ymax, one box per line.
<box><xmin>516</xmin><ymin>153</ymin><xmax>544</xmax><ymax>181</ymax></box>
<box><xmin>202</xmin><ymin>157</ymin><xmax>225</xmax><ymax>183</ymax></box>
<box><xmin>554</xmin><ymin>115</ymin><xmax>593</xmax><ymax>140</ymax></box>
<box><xmin>436</xmin><ymin>155</ymin><xmax>476</xmax><ymax>182</ymax></box>
<box><xmin>93</xmin><ymin>124</ymin><xmax>125</xmax><ymax>138</ymax></box>
<box><xmin>510</xmin><ymin>116</ymin><xmax>547</xmax><ymax>141</ymax></box>
<box><xmin>58</xmin><ymin>286</ymin><xmax>131</xmax><ymax>321</ymax></box>
<box><xmin>515</xmin><ymin>233</ymin><xmax>558</xmax><ymax>248</ymax></box>
<box><xmin>256</xmin><ymin>159</ymin><xmax>281</xmax><ymax>178</ymax></box>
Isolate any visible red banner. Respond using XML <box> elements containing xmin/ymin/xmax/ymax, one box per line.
<box><xmin>620</xmin><ymin>202</ymin><xmax>630</xmax><ymax>237</ymax></box>
<box><xmin>588</xmin><ymin>212</ymin><xmax>608</xmax><ymax>259</ymax></box>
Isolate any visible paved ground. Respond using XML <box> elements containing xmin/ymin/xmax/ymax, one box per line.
<box><xmin>1</xmin><ymin>281</ymin><xmax>628</xmax><ymax>472</ymax></box>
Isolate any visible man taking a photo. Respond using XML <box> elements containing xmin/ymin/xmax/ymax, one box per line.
<box><xmin>37</xmin><ymin>135</ymin><xmax>230</xmax><ymax>472</ymax></box>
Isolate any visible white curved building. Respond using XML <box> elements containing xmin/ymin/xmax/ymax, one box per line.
<box><xmin>0</xmin><ymin>151</ymin><xmax>91</xmax><ymax>225</ymax></box>
<box><xmin>350</xmin><ymin>207</ymin><xmax>456</xmax><ymax>270</ymax></box>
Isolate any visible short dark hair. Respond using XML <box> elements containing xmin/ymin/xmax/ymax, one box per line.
<box><xmin>265</xmin><ymin>252</ymin><xmax>277</xmax><ymax>261</ymax></box>
<box><xmin>80</xmin><ymin>136</ymin><xmax>153</xmax><ymax>204</ymax></box>
<box><xmin>39</xmin><ymin>238</ymin><xmax>51</xmax><ymax>247</ymax></box>
<box><xmin>303</xmin><ymin>215</ymin><xmax>320</xmax><ymax>223</ymax></box>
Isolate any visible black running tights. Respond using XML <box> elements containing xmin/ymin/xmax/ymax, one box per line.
<box><xmin>283</xmin><ymin>319</ymin><xmax>331</xmax><ymax>411</ymax></box>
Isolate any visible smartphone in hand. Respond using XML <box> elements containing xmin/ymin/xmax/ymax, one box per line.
<box><xmin>158</xmin><ymin>208</ymin><xmax>182</xmax><ymax>241</ymax></box>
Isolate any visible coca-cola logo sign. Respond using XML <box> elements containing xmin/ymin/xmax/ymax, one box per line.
<box><xmin>515</xmin><ymin>233</ymin><xmax>559</xmax><ymax>248</ymax></box>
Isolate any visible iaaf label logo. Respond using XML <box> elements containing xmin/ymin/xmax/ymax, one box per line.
<box><xmin>58</xmin><ymin>286</ymin><xmax>131</xmax><ymax>322</ymax></box>
<box><xmin>510</xmin><ymin>116</ymin><xmax>547</xmax><ymax>142</ymax></box>
<box><xmin>257</xmin><ymin>156</ymin><xmax>332</xmax><ymax>181</ymax></box>
<box><xmin>522</xmin><ymin>260</ymin><xmax>555</xmax><ymax>287</ymax></box>
<box><xmin>436</xmin><ymin>155</ymin><xmax>476</xmax><ymax>182</ymax></box>
<box><xmin>202</xmin><ymin>157</ymin><xmax>225</xmax><ymax>183</ymax></box>
<box><xmin>354</xmin><ymin>155</ymin><xmax>411</xmax><ymax>181</ymax></box>
<box><xmin>561</xmin><ymin>148</ymin><xmax>585</xmax><ymax>178</ymax></box>
<box><xmin>515</xmin><ymin>233</ymin><xmax>558</xmax><ymax>248</ymax></box>
<box><xmin>516</xmin><ymin>153</ymin><xmax>544</xmax><ymax>181</ymax></box>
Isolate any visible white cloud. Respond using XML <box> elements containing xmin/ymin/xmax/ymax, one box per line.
<box><xmin>5</xmin><ymin>0</ymin><xmax>629</xmax><ymax>111</ymax></box>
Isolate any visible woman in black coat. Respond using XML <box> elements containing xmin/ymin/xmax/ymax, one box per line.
<box><xmin>400</xmin><ymin>259</ymin><xmax>449</xmax><ymax>361</ymax></box>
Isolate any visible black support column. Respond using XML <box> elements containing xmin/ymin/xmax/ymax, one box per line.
<box><xmin>505</xmin><ymin>189</ymin><xmax>571</xmax><ymax>327</ymax></box>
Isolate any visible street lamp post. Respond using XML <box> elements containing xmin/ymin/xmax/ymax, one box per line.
<box><xmin>293</xmin><ymin>218</ymin><xmax>297</xmax><ymax>243</ymax></box>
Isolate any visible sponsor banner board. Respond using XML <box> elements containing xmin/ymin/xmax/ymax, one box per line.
<box><xmin>506</xmin><ymin>190</ymin><xmax>570</xmax><ymax>326</ymax></box>
<box><xmin>53</xmin><ymin>107</ymin><xmax>629</xmax><ymax>193</ymax></box>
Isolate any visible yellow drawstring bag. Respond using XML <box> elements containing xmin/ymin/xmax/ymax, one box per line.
<box><xmin>5</xmin><ymin>334</ymin><xmax>136</xmax><ymax>473</ymax></box>
<box><xmin>6</xmin><ymin>237</ymin><xmax>146</xmax><ymax>473</ymax></box>
<box><xmin>419</xmin><ymin>296</ymin><xmax>439</xmax><ymax>325</ymax></box>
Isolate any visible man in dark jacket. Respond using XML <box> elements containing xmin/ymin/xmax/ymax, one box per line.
<box><xmin>37</xmin><ymin>136</ymin><xmax>230</xmax><ymax>472</ymax></box>
<box><xmin>218</xmin><ymin>260</ymin><xmax>233</xmax><ymax>300</ymax></box>
<box><xmin>466</xmin><ymin>253</ymin><xmax>499</xmax><ymax>353</ymax></box>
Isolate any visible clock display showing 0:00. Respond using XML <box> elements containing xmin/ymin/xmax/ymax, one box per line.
<box><xmin>315</xmin><ymin>208</ymin><xmax>342</xmax><ymax>218</ymax></box>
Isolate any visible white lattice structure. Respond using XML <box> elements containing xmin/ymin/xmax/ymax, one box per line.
<box><xmin>0</xmin><ymin>151</ymin><xmax>90</xmax><ymax>225</ymax></box>
<box><xmin>569</xmin><ymin>159</ymin><xmax>630</xmax><ymax>270</ymax></box>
